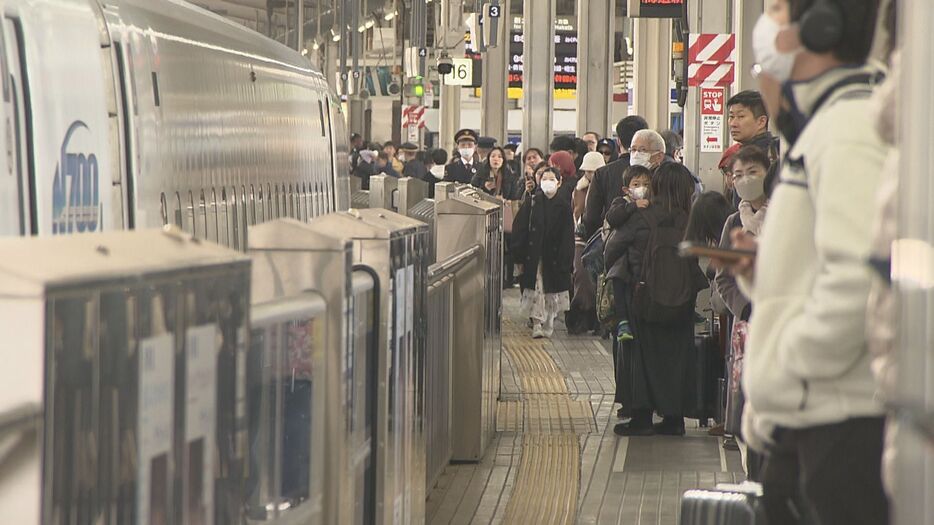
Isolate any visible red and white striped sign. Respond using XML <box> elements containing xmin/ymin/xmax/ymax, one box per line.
<box><xmin>402</xmin><ymin>105</ymin><xmax>426</xmax><ymax>129</ymax></box>
<box><xmin>688</xmin><ymin>33</ymin><xmax>736</xmax><ymax>87</ymax></box>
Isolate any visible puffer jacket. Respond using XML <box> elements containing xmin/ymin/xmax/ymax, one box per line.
<box><xmin>742</xmin><ymin>65</ymin><xmax>889</xmax><ymax>449</ymax></box>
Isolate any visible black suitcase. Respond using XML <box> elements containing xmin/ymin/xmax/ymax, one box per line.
<box><xmin>684</xmin><ymin>324</ymin><xmax>722</xmax><ymax>426</ymax></box>
<box><xmin>680</xmin><ymin>484</ymin><xmax>767</xmax><ymax>525</ymax></box>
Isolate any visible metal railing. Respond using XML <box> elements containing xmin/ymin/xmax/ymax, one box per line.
<box><xmin>424</xmin><ymin>244</ymin><xmax>481</xmax><ymax>491</ymax></box>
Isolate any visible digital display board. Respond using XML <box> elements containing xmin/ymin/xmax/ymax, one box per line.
<box><xmin>628</xmin><ymin>0</ymin><xmax>685</xmax><ymax>19</ymax></box>
<box><xmin>466</xmin><ymin>17</ymin><xmax>578</xmax><ymax>100</ymax></box>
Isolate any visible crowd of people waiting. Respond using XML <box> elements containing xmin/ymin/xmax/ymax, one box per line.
<box><xmin>348</xmin><ymin>0</ymin><xmax>900</xmax><ymax>522</ymax></box>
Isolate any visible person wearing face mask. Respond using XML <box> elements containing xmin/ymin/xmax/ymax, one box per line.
<box><xmin>717</xmin><ymin>1</ymin><xmax>890</xmax><ymax>523</ymax></box>
<box><xmin>604</xmin><ymin>163</ymin><xmax>708</xmax><ymax>436</ymax></box>
<box><xmin>661</xmin><ymin>129</ymin><xmax>685</xmax><ymax>164</ymax></box>
<box><xmin>566</xmin><ymin>151</ymin><xmax>607</xmax><ymax>335</ymax></box>
<box><xmin>443</xmin><ymin>129</ymin><xmax>479</xmax><ymax>184</ymax></box>
<box><xmin>710</xmin><ymin>146</ymin><xmax>770</xmax><ymax>477</ymax></box>
<box><xmin>511</xmin><ymin>167</ymin><xmax>575</xmax><ymax>339</ymax></box>
<box><xmin>582</xmin><ymin>116</ymin><xmax>649</xmax><ymax>239</ymax></box>
<box><xmin>631</xmin><ymin>129</ymin><xmax>705</xmax><ymax>198</ymax></box>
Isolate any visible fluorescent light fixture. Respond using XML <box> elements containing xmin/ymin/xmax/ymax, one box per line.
<box><xmin>384</xmin><ymin>10</ymin><xmax>397</xmax><ymax>20</ymax></box>
<box><xmin>311</xmin><ymin>40</ymin><xmax>321</xmax><ymax>50</ymax></box>
<box><xmin>365</xmin><ymin>18</ymin><xmax>376</xmax><ymax>29</ymax></box>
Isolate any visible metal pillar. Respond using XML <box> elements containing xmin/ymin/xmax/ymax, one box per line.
<box><xmin>481</xmin><ymin>0</ymin><xmax>510</xmax><ymax>144</ymax></box>
<box><xmin>439</xmin><ymin>0</ymin><xmax>464</xmax><ymax>155</ymax></box>
<box><xmin>733</xmin><ymin>0</ymin><xmax>763</xmax><ymax>91</ymax></box>
<box><xmin>576</xmin><ymin>0</ymin><xmax>615</xmax><ymax>137</ymax></box>
<box><xmin>896</xmin><ymin>1</ymin><xmax>934</xmax><ymax>524</ymax></box>
<box><xmin>683</xmin><ymin>0</ymin><xmax>730</xmax><ymax>192</ymax></box>
<box><xmin>632</xmin><ymin>17</ymin><xmax>672</xmax><ymax>133</ymax></box>
<box><xmin>521</xmin><ymin>0</ymin><xmax>555</xmax><ymax>151</ymax></box>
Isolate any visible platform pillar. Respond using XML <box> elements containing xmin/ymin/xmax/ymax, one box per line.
<box><xmin>481</xmin><ymin>0</ymin><xmax>511</xmax><ymax>144</ymax></box>
<box><xmin>576</xmin><ymin>0</ymin><xmax>615</xmax><ymax>137</ymax></box>
<box><xmin>521</xmin><ymin>0</ymin><xmax>555</xmax><ymax>151</ymax></box>
<box><xmin>683</xmin><ymin>0</ymin><xmax>731</xmax><ymax>192</ymax></box>
<box><xmin>632</xmin><ymin>17</ymin><xmax>672</xmax><ymax>134</ymax></box>
<box><xmin>734</xmin><ymin>0</ymin><xmax>764</xmax><ymax>92</ymax></box>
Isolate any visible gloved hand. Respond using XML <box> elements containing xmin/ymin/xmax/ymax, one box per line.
<box><xmin>741</xmin><ymin>403</ymin><xmax>776</xmax><ymax>454</ymax></box>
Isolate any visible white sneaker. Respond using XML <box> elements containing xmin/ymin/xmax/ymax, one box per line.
<box><xmin>532</xmin><ymin>322</ymin><xmax>545</xmax><ymax>339</ymax></box>
<box><xmin>542</xmin><ymin>316</ymin><xmax>555</xmax><ymax>338</ymax></box>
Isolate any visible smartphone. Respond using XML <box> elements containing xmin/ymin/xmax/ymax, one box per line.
<box><xmin>678</xmin><ymin>241</ymin><xmax>756</xmax><ymax>261</ymax></box>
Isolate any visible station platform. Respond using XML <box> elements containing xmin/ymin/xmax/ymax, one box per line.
<box><xmin>427</xmin><ymin>290</ymin><xmax>745</xmax><ymax>525</ymax></box>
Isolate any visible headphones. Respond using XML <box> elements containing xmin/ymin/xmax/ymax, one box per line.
<box><xmin>798</xmin><ymin>0</ymin><xmax>845</xmax><ymax>53</ymax></box>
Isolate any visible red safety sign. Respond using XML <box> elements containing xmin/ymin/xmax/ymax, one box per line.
<box><xmin>688</xmin><ymin>33</ymin><xmax>736</xmax><ymax>87</ymax></box>
<box><xmin>701</xmin><ymin>87</ymin><xmax>725</xmax><ymax>116</ymax></box>
<box><xmin>700</xmin><ymin>87</ymin><xmax>725</xmax><ymax>153</ymax></box>
<box><xmin>402</xmin><ymin>105</ymin><xmax>426</xmax><ymax>129</ymax></box>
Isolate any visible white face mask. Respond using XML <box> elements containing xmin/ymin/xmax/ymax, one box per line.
<box><xmin>459</xmin><ymin>147</ymin><xmax>475</xmax><ymax>160</ymax></box>
<box><xmin>752</xmin><ymin>14</ymin><xmax>799</xmax><ymax>83</ymax></box>
<box><xmin>734</xmin><ymin>176</ymin><xmax>765</xmax><ymax>202</ymax></box>
<box><xmin>540</xmin><ymin>179</ymin><xmax>558</xmax><ymax>197</ymax></box>
<box><xmin>630</xmin><ymin>151</ymin><xmax>653</xmax><ymax>168</ymax></box>
<box><xmin>630</xmin><ymin>186</ymin><xmax>648</xmax><ymax>200</ymax></box>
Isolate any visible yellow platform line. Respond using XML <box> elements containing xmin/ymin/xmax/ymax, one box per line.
<box><xmin>499</xmin><ymin>334</ymin><xmax>589</xmax><ymax>524</ymax></box>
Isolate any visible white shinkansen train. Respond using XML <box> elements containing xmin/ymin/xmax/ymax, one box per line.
<box><xmin>0</xmin><ymin>0</ymin><xmax>351</xmax><ymax>245</ymax></box>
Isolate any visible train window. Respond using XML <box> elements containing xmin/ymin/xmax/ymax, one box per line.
<box><xmin>160</xmin><ymin>192</ymin><xmax>168</xmax><ymax>225</ymax></box>
<box><xmin>317</xmin><ymin>100</ymin><xmax>326</xmax><ymax>137</ymax></box>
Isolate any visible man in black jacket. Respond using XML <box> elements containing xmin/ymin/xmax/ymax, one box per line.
<box><xmin>581</xmin><ymin>116</ymin><xmax>648</xmax><ymax>239</ymax></box>
<box><xmin>444</xmin><ymin>129</ymin><xmax>480</xmax><ymax>184</ymax></box>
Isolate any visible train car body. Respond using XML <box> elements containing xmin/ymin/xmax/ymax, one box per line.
<box><xmin>0</xmin><ymin>0</ymin><xmax>350</xmax><ymax>244</ymax></box>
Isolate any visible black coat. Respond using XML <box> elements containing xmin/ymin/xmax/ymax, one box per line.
<box><xmin>582</xmin><ymin>153</ymin><xmax>631</xmax><ymax>239</ymax></box>
<box><xmin>353</xmin><ymin>160</ymin><xmax>376</xmax><ymax>190</ymax></box>
<box><xmin>470</xmin><ymin>163</ymin><xmax>522</xmax><ymax>200</ymax></box>
<box><xmin>443</xmin><ymin>159</ymin><xmax>478</xmax><ymax>184</ymax></box>
<box><xmin>604</xmin><ymin>202</ymin><xmax>690</xmax><ymax>284</ymax></box>
<box><xmin>402</xmin><ymin>159</ymin><xmax>429</xmax><ymax>181</ymax></box>
<box><xmin>511</xmin><ymin>190</ymin><xmax>575</xmax><ymax>294</ymax></box>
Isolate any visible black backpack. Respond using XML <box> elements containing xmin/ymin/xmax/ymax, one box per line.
<box><xmin>633</xmin><ymin>210</ymin><xmax>704</xmax><ymax>323</ymax></box>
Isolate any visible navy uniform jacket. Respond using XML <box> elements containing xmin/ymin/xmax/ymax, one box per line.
<box><xmin>443</xmin><ymin>159</ymin><xmax>478</xmax><ymax>184</ymax></box>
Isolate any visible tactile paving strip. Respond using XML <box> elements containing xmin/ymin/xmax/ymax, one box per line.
<box><xmin>499</xmin><ymin>333</ymin><xmax>592</xmax><ymax>524</ymax></box>
<box><xmin>502</xmin><ymin>433</ymin><xmax>581</xmax><ymax>525</ymax></box>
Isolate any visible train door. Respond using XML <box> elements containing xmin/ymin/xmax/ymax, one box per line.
<box><xmin>4</xmin><ymin>1</ymin><xmax>122</xmax><ymax>236</ymax></box>
<box><xmin>0</xmin><ymin>21</ymin><xmax>26</xmax><ymax>236</ymax></box>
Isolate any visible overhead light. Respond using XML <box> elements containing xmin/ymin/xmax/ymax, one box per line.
<box><xmin>365</xmin><ymin>18</ymin><xmax>376</xmax><ymax>29</ymax></box>
<box><xmin>312</xmin><ymin>39</ymin><xmax>321</xmax><ymax>50</ymax></box>
<box><xmin>384</xmin><ymin>10</ymin><xmax>397</xmax><ymax>21</ymax></box>
<box><xmin>357</xmin><ymin>24</ymin><xmax>367</xmax><ymax>32</ymax></box>
<box><xmin>301</xmin><ymin>48</ymin><xmax>309</xmax><ymax>56</ymax></box>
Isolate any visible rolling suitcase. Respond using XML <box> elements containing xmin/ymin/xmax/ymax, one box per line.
<box><xmin>680</xmin><ymin>483</ymin><xmax>766</xmax><ymax>525</ymax></box>
<box><xmin>684</xmin><ymin>313</ymin><xmax>722</xmax><ymax>426</ymax></box>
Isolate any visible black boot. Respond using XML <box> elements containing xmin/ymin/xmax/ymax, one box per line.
<box><xmin>653</xmin><ymin>416</ymin><xmax>685</xmax><ymax>436</ymax></box>
<box><xmin>614</xmin><ymin>410</ymin><xmax>654</xmax><ymax>436</ymax></box>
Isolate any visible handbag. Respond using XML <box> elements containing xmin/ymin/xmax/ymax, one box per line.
<box><xmin>595</xmin><ymin>273</ymin><xmax>617</xmax><ymax>329</ymax></box>
<box><xmin>503</xmin><ymin>200</ymin><xmax>520</xmax><ymax>234</ymax></box>
<box><xmin>724</xmin><ymin>319</ymin><xmax>748</xmax><ymax>435</ymax></box>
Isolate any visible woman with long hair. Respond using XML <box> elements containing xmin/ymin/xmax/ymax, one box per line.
<box><xmin>606</xmin><ymin>162</ymin><xmax>708</xmax><ymax>437</ymax></box>
<box><xmin>471</xmin><ymin>146</ymin><xmax>521</xmax><ymax>199</ymax></box>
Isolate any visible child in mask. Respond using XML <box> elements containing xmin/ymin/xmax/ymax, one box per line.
<box><xmin>511</xmin><ymin>167</ymin><xmax>576</xmax><ymax>338</ymax></box>
<box><xmin>603</xmin><ymin>165</ymin><xmax>653</xmax><ymax>341</ymax></box>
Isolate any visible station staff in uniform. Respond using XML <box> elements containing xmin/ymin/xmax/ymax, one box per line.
<box><xmin>444</xmin><ymin>129</ymin><xmax>479</xmax><ymax>184</ymax></box>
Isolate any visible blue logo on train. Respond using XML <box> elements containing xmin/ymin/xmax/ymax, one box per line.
<box><xmin>52</xmin><ymin>121</ymin><xmax>101</xmax><ymax>233</ymax></box>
